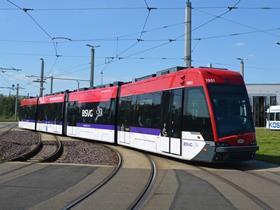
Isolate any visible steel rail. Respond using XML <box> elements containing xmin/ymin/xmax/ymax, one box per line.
<box><xmin>197</xmin><ymin>166</ymin><xmax>274</xmax><ymax>210</ymax></box>
<box><xmin>127</xmin><ymin>155</ymin><xmax>157</xmax><ymax>210</ymax></box>
<box><xmin>10</xmin><ymin>133</ymin><xmax>43</xmax><ymax>161</ymax></box>
<box><xmin>62</xmin><ymin>145</ymin><xmax>123</xmax><ymax>210</ymax></box>
<box><xmin>40</xmin><ymin>135</ymin><xmax>63</xmax><ymax>162</ymax></box>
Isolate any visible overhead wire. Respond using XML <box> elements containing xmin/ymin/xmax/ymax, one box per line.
<box><xmin>193</xmin><ymin>7</ymin><xmax>280</xmax><ymax>38</ymax></box>
<box><xmin>1</xmin><ymin>26</ymin><xmax>280</xmax><ymax>45</ymax></box>
<box><xmin>0</xmin><ymin>6</ymin><xmax>178</xmax><ymax>11</ymax></box>
<box><xmin>193</xmin><ymin>6</ymin><xmax>280</xmax><ymax>10</ymax></box>
<box><xmin>192</xmin><ymin>59</ymin><xmax>280</xmax><ymax>72</ymax></box>
<box><xmin>191</xmin><ymin>40</ymin><xmax>201</xmax><ymax>53</ymax></box>
<box><xmin>2</xmin><ymin>6</ymin><xmax>280</xmax><ymax>11</ymax></box>
<box><xmin>47</xmin><ymin>56</ymin><xmax>60</xmax><ymax>76</ymax></box>
<box><xmin>193</xmin><ymin>27</ymin><xmax>280</xmax><ymax>41</ymax></box>
<box><xmin>2</xmin><ymin>0</ymin><xmax>279</xmax><ymax>88</ymax></box>
<box><xmin>6</xmin><ymin>0</ymin><xmax>59</xmax><ymax>57</ymax></box>
<box><xmin>108</xmin><ymin>0</ymin><xmax>242</xmax><ymax>63</ymax></box>
<box><xmin>116</xmin><ymin>0</ymin><xmax>155</xmax><ymax>57</ymax></box>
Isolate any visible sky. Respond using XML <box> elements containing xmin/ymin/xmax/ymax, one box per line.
<box><xmin>0</xmin><ymin>0</ymin><xmax>279</xmax><ymax>96</ymax></box>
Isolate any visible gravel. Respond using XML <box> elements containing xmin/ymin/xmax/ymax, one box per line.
<box><xmin>0</xmin><ymin>130</ymin><xmax>40</xmax><ymax>160</ymax></box>
<box><xmin>0</xmin><ymin>129</ymin><xmax>119</xmax><ymax>166</ymax></box>
<box><xmin>57</xmin><ymin>141</ymin><xmax>119</xmax><ymax>166</ymax></box>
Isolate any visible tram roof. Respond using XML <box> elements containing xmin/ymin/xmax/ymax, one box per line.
<box><xmin>20</xmin><ymin>97</ymin><xmax>38</xmax><ymax>106</ymax></box>
<box><xmin>119</xmin><ymin>67</ymin><xmax>242</xmax><ymax>97</ymax></box>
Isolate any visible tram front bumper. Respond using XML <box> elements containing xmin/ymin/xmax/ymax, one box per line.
<box><xmin>215</xmin><ymin>145</ymin><xmax>259</xmax><ymax>153</ymax></box>
<box><xmin>214</xmin><ymin>145</ymin><xmax>259</xmax><ymax>162</ymax></box>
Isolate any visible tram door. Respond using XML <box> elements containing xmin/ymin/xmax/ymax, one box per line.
<box><xmin>119</xmin><ymin>121</ymin><xmax>131</xmax><ymax>144</ymax></box>
<box><xmin>160</xmin><ymin>89</ymin><xmax>183</xmax><ymax>155</ymax></box>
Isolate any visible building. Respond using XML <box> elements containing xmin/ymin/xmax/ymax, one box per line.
<box><xmin>246</xmin><ymin>84</ymin><xmax>280</xmax><ymax>127</ymax></box>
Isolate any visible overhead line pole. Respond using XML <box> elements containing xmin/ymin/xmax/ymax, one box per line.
<box><xmin>185</xmin><ymin>0</ymin><xmax>192</xmax><ymax>68</ymax></box>
<box><xmin>50</xmin><ymin>75</ymin><xmax>53</xmax><ymax>94</ymax></box>
<box><xmin>15</xmin><ymin>83</ymin><xmax>19</xmax><ymax>120</ymax></box>
<box><xmin>86</xmin><ymin>44</ymin><xmax>100</xmax><ymax>88</ymax></box>
<box><xmin>26</xmin><ymin>75</ymin><xmax>90</xmax><ymax>92</ymax></box>
<box><xmin>90</xmin><ymin>46</ymin><xmax>94</xmax><ymax>87</ymax></box>
<box><xmin>0</xmin><ymin>84</ymin><xmax>23</xmax><ymax>120</ymax></box>
<box><xmin>39</xmin><ymin>58</ymin><xmax>45</xmax><ymax>96</ymax></box>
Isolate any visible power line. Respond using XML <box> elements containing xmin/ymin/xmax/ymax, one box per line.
<box><xmin>193</xmin><ymin>6</ymin><xmax>280</xmax><ymax>10</ymax></box>
<box><xmin>3</xmin><ymin>6</ymin><xmax>280</xmax><ymax>11</ymax></box>
<box><xmin>6</xmin><ymin>0</ymin><xmax>52</xmax><ymax>39</ymax></box>
<box><xmin>6</xmin><ymin>0</ymin><xmax>59</xmax><ymax>56</ymax></box>
<box><xmin>47</xmin><ymin>56</ymin><xmax>60</xmax><ymax>76</ymax></box>
<box><xmin>0</xmin><ymin>39</ymin><xmax>53</xmax><ymax>44</ymax></box>
<box><xmin>0</xmin><ymin>20</ymin><xmax>185</xmax><ymax>44</ymax></box>
<box><xmin>115</xmin><ymin>0</ymin><xmax>243</xmax><ymax>60</ymax></box>
<box><xmin>192</xmin><ymin>0</ymin><xmax>241</xmax><ymax>32</ymax></box>
<box><xmin>1</xmin><ymin>25</ymin><xmax>280</xmax><ymax>45</ymax></box>
<box><xmin>0</xmin><ymin>52</ymin><xmax>88</xmax><ymax>57</ymax></box>
<box><xmin>193</xmin><ymin>7</ymin><xmax>280</xmax><ymax>38</ymax></box>
<box><xmin>5</xmin><ymin>72</ymin><xmax>40</xmax><ymax>89</ymax></box>
<box><xmin>116</xmin><ymin>0</ymin><xmax>155</xmax><ymax>57</ymax></box>
<box><xmin>192</xmin><ymin>59</ymin><xmax>280</xmax><ymax>72</ymax></box>
<box><xmin>0</xmin><ymin>6</ymin><xmax>184</xmax><ymax>11</ymax></box>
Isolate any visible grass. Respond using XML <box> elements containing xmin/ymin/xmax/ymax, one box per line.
<box><xmin>255</xmin><ymin>128</ymin><xmax>280</xmax><ymax>164</ymax></box>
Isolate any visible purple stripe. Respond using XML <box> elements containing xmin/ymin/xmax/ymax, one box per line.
<box><xmin>38</xmin><ymin>120</ymin><xmax>62</xmax><ymax>125</ymax></box>
<box><xmin>76</xmin><ymin>123</ymin><xmax>114</xmax><ymax>130</ymax></box>
<box><xmin>130</xmin><ymin>127</ymin><xmax>161</xmax><ymax>136</ymax></box>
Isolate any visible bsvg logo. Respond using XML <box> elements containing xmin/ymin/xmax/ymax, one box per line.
<box><xmin>82</xmin><ymin>109</ymin><xmax>94</xmax><ymax>117</ymax></box>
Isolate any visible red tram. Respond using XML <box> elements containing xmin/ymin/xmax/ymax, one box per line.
<box><xmin>18</xmin><ymin>67</ymin><xmax>259</xmax><ymax>162</ymax></box>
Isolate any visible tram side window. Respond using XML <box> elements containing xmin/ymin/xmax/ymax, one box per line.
<box><xmin>183</xmin><ymin>87</ymin><xmax>213</xmax><ymax>140</ymax></box>
<box><xmin>18</xmin><ymin>106</ymin><xmax>24</xmax><ymax>120</ymax></box>
<box><xmin>19</xmin><ymin>106</ymin><xmax>35</xmax><ymax>121</ymax></box>
<box><xmin>37</xmin><ymin>104</ymin><xmax>46</xmax><ymax>122</ymax></box>
<box><xmin>37</xmin><ymin>103</ymin><xmax>63</xmax><ymax>123</ymax></box>
<box><xmin>118</xmin><ymin>96</ymin><xmax>135</xmax><ymax>128</ymax></box>
<box><xmin>152</xmin><ymin>92</ymin><xmax>162</xmax><ymax>128</ymax></box>
<box><xmin>132</xmin><ymin>92</ymin><xmax>162</xmax><ymax>129</ymax></box>
<box><xmin>133</xmin><ymin>94</ymin><xmax>153</xmax><ymax>128</ymax></box>
<box><xmin>48</xmin><ymin>103</ymin><xmax>63</xmax><ymax>123</ymax></box>
<box><xmin>67</xmin><ymin>101</ymin><xmax>78</xmax><ymax>126</ymax></box>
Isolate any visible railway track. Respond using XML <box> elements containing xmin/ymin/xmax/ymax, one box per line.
<box><xmin>12</xmin><ymin>135</ymin><xmax>63</xmax><ymax>162</ymax></box>
<box><xmin>0</xmin><ymin>134</ymin><xmax>63</xmax><ymax>177</ymax></box>
<box><xmin>243</xmin><ymin>170</ymin><xmax>280</xmax><ymax>187</ymax></box>
<box><xmin>62</xmin><ymin>145</ymin><xmax>123</xmax><ymax>210</ymax></box>
<box><xmin>197</xmin><ymin>166</ymin><xmax>274</xmax><ymax>210</ymax></box>
<box><xmin>127</xmin><ymin>155</ymin><xmax>157</xmax><ymax>210</ymax></box>
<box><xmin>62</xmin><ymin>143</ymin><xmax>157</xmax><ymax>210</ymax></box>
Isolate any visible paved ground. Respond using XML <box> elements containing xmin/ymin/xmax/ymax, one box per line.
<box><xmin>1</xmin><ymin>124</ymin><xmax>279</xmax><ymax>210</ymax></box>
<box><xmin>1</xmin><ymin>151</ymin><xmax>279</xmax><ymax>210</ymax></box>
<box><xmin>0</xmin><ymin>122</ymin><xmax>17</xmax><ymax>130</ymax></box>
<box><xmin>0</xmin><ymin>162</ymin><xmax>108</xmax><ymax>209</ymax></box>
<box><xmin>72</xmin><ymin>146</ymin><xmax>152</xmax><ymax>210</ymax></box>
<box><xmin>143</xmin><ymin>156</ymin><xmax>280</xmax><ymax>210</ymax></box>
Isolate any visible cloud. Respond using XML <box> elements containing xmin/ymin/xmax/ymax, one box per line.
<box><xmin>235</xmin><ymin>42</ymin><xmax>246</xmax><ymax>47</ymax></box>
